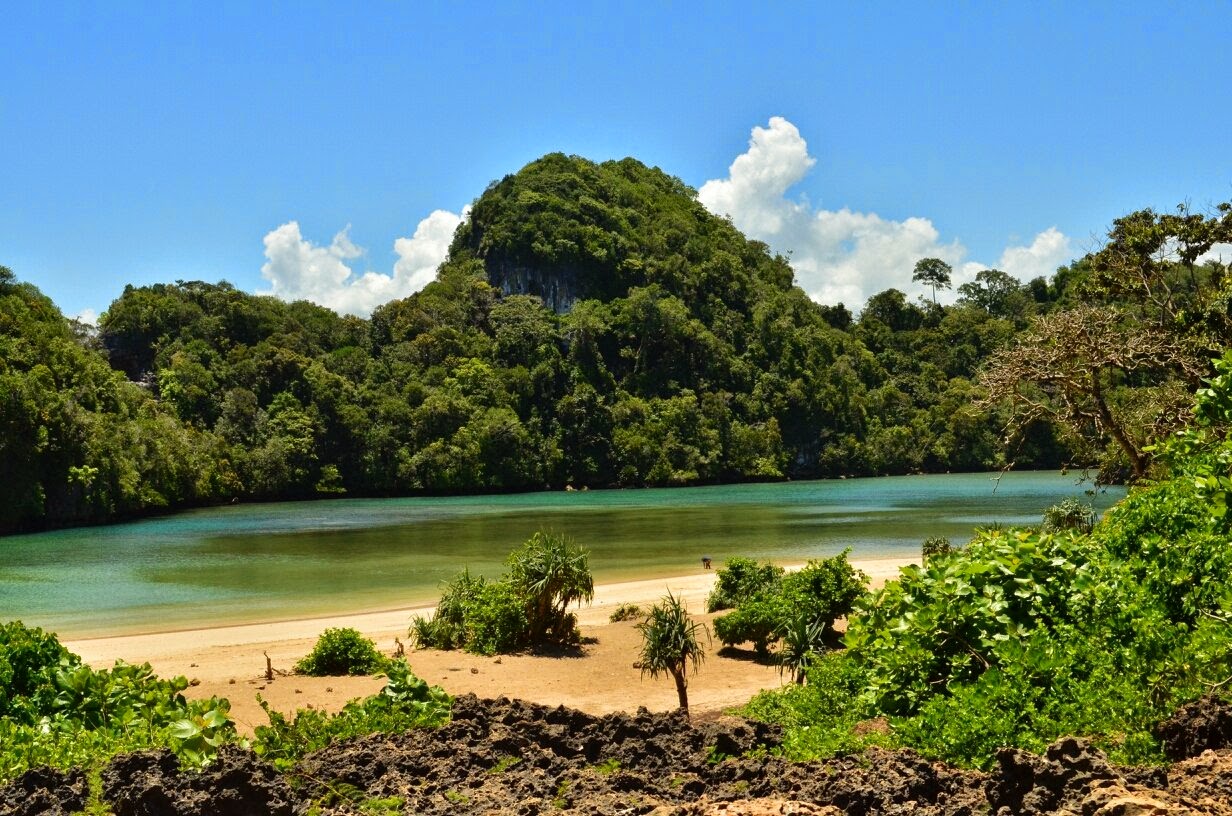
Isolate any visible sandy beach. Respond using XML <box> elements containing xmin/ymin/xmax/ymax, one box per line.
<box><xmin>64</xmin><ymin>556</ymin><xmax>910</xmax><ymax>736</ymax></box>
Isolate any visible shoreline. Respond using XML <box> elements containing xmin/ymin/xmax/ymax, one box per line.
<box><xmin>64</xmin><ymin>556</ymin><xmax>909</xmax><ymax>658</ymax></box>
<box><xmin>64</xmin><ymin>555</ymin><xmax>911</xmax><ymax>734</ymax></box>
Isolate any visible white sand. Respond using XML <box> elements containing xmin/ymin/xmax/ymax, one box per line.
<box><xmin>64</xmin><ymin>555</ymin><xmax>911</xmax><ymax>735</ymax></box>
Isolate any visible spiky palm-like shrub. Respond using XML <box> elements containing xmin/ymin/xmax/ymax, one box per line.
<box><xmin>636</xmin><ymin>592</ymin><xmax>709</xmax><ymax>714</ymax></box>
<box><xmin>507</xmin><ymin>531</ymin><xmax>594</xmax><ymax>642</ymax></box>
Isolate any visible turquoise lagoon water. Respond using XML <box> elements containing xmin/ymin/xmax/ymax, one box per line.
<box><xmin>0</xmin><ymin>473</ymin><xmax>1121</xmax><ymax>638</ymax></box>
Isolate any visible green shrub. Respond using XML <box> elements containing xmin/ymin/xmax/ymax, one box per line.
<box><xmin>780</xmin><ymin>554</ymin><xmax>867</xmax><ymax>631</ymax></box>
<box><xmin>295</xmin><ymin>628</ymin><xmax>390</xmax><ymax>676</ymax></box>
<box><xmin>411</xmin><ymin>532</ymin><xmax>593</xmax><ymax>655</ymax></box>
<box><xmin>0</xmin><ymin>621</ymin><xmax>236</xmax><ymax>784</ymax></box>
<box><xmin>893</xmin><ymin>625</ymin><xmax>1188</xmax><ymax>768</ymax></box>
<box><xmin>706</xmin><ymin>557</ymin><xmax>784</xmax><ymax>612</ymax></box>
<box><xmin>608</xmin><ymin>603</ymin><xmax>643</xmax><ymax>622</ymax></box>
<box><xmin>506</xmin><ymin>531</ymin><xmax>594</xmax><ymax>642</ymax></box>
<box><xmin>253</xmin><ymin>659</ymin><xmax>450</xmax><ymax>771</ymax></box>
<box><xmin>921</xmin><ymin>536</ymin><xmax>954</xmax><ymax>563</ymax></box>
<box><xmin>713</xmin><ymin>597</ymin><xmax>780</xmax><ymax>657</ymax></box>
<box><xmin>411</xmin><ymin>568</ymin><xmax>487</xmax><ymax>650</ymax></box>
<box><xmin>713</xmin><ymin>552</ymin><xmax>866</xmax><ymax>659</ymax></box>
<box><xmin>1041</xmin><ymin>498</ymin><xmax>1096</xmax><ymax>534</ymax></box>
<box><xmin>742</xmin><ymin>651</ymin><xmax>882</xmax><ymax>759</ymax></box>
<box><xmin>0</xmin><ymin>620</ymin><xmax>77</xmax><ymax>721</ymax></box>
<box><xmin>462</xmin><ymin>581</ymin><xmax>530</xmax><ymax>656</ymax></box>
<box><xmin>845</xmin><ymin>529</ymin><xmax>1099</xmax><ymax>716</ymax></box>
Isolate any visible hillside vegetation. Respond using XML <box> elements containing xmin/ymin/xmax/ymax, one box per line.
<box><xmin>2</xmin><ymin>158</ymin><xmax>1229</xmax><ymax>531</ymax></box>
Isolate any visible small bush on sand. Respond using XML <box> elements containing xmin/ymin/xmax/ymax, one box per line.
<box><xmin>609</xmin><ymin>603</ymin><xmax>644</xmax><ymax>622</ymax></box>
<box><xmin>295</xmin><ymin>628</ymin><xmax>389</xmax><ymax>676</ymax></box>
<box><xmin>713</xmin><ymin>552</ymin><xmax>867</xmax><ymax>659</ymax></box>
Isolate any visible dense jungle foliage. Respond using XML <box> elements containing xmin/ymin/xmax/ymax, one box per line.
<box><xmin>2</xmin><ymin>159</ymin><xmax>1229</xmax><ymax>532</ymax></box>
<box><xmin>743</xmin><ymin>351</ymin><xmax>1232</xmax><ymax>768</ymax></box>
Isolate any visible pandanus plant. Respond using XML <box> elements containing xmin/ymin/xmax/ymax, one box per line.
<box><xmin>507</xmin><ymin>531</ymin><xmax>595</xmax><ymax>642</ymax></box>
<box><xmin>636</xmin><ymin>592</ymin><xmax>709</xmax><ymax>715</ymax></box>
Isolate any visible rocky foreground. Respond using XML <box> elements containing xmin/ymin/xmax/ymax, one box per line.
<box><xmin>6</xmin><ymin>694</ymin><xmax>1232</xmax><ymax>815</ymax></box>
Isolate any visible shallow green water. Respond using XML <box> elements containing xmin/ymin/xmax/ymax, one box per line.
<box><xmin>0</xmin><ymin>473</ymin><xmax>1121</xmax><ymax>638</ymax></box>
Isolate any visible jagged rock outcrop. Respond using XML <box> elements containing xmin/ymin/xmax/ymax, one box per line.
<box><xmin>101</xmin><ymin>745</ymin><xmax>295</xmax><ymax>816</ymax></box>
<box><xmin>0</xmin><ymin>766</ymin><xmax>87</xmax><ymax>816</ymax></box>
<box><xmin>10</xmin><ymin>696</ymin><xmax>1232</xmax><ymax>815</ymax></box>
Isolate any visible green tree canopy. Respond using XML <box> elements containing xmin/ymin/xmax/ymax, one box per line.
<box><xmin>912</xmin><ymin>258</ymin><xmax>953</xmax><ymax>304</ymax></box>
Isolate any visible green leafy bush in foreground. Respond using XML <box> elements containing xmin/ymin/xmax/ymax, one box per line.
<box><xmin>254</xmin><ymin>659</ymin><xmax>451</xmax><ymax>771</ymax></box>
<box><xmin>743</xmin><ymin>359</ymin><xmax>1232</xmax><ymax>769</ymax></box>
<box><xmin>295</xmin><ymin>627</ymin><xmax>391</xmax><ymax>676</ymax></box>
<box><xmin>0</xmin><ymin>620</ymin><xmax>75</xmax><ymax>720</ymax></box>
<box><xmin>742</xmin><ymin>651</ymin><xmax>884</xmax><ymax>759</ymax></box>
<box><xmin>0</xmin><ymin>620</ymin><xmax>451</xmax><ymax>789</ymax></box>
<box><xmin>0</xmin><ymin>621</ymin><xmax>236</xmax><ymax>784</ymax></box>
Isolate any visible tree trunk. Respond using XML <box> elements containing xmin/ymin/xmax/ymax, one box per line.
<box><xmin>671</xmin><ymin>668</ymin><xmax>689</xmax><ymax>716</ymax></box>
<box><xmin>1090</xmin><ymin>367</ymin><xmax>1148</xmax><ymax>479</ymax></box>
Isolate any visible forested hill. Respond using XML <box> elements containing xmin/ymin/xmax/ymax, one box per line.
<box><xmin>5</xmin><ymin>154</ymin><xmax>1225</xmax><ymax>532</ymax></box>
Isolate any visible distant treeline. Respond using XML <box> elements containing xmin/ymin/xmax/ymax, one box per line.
<box><xmin>2</xmin><ymin>154</ymin><xmax>1227</xmax><ymax>532</ymax></box>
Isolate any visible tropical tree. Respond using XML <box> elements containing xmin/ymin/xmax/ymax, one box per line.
<box><xmin>979</xmin><ymin>305</ymin><xmax>1203</xmax><ymax>480</ymax></box>
<box><xmin>1081</xmin><ymin>202</ymin><xmax>1232</xmax><ymax>339</ymax></box>
<box><xmin>506</xmin><ymin>531</ymin><xmax>594</xmax><ymax>643</ymax></box>
<box><xmin>636</xmin><ymin>592</ymin><xmax>709</xmax><ymax>714</ymax></box>
<box><xmin>956</xmin><ymin>268</ymin><xmax>1033</xmax><ymax>322</ymax></box>
<box><xmin>912</xmin><ymin>258</ymin><xmax>953</xmax><ymax>305</ymax></box>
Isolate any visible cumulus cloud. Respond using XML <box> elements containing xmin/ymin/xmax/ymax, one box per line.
<box><xmin>393</xmin><ymin>209</ymin><xmax>467</xmax><ymax>294</ymax></box>
<box><xmin>1199</xmin><ymin>243</ymin><xmax>1232</xmax><ymax>265</ymax></box>
<box><xmin>990</xmin><ymin>227</ymin><xmax>1073</xmax><ymax>282</ymax></box>
<box><xmin>699</xmin><ymin>117</ymin><xmax>1073</xmax><ymax>308</ymax></box>
<box><xmin>73</xmin><ymin>308</ymin><xmax>98</xmax><ymax>326</ymax></box>
<box><xmin>260</xmin><ymin>209</ymin><xmax>465</xmax><ymax>316</ymax></box>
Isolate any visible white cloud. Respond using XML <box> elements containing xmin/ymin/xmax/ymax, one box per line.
<box><xmin>73</xmin><ymin>307</ymin><xmax>98</xmax><ymax>326</ymax></box>
<box><xmin>260</xmin><ymin>209</ymin><xmax>465</xmax><ymax>316</ymax></box>
<box><xmin>699</xmin><ymin>117</ymin><xmax>1073</xmax><ymax>308</ymax></box>
<box><xmin>1199</xmin><ymin>243</ymin><xmax>1232</xmax><ymax>265</ymax></box>
<box><xmin>393</xmin><ymin>209</ymin><xmax>467</xmax><ymax>295</ymax></box>
<box><xmin>993</xmin><ymin>227</ymin><xmax>1073</xmax><ymax>282</ymax></box>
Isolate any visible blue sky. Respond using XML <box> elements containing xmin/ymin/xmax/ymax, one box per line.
<box><xmin>3</xmin><ymin>3</ymin><xmax>1231</xmax><ymax>319</ymax></box>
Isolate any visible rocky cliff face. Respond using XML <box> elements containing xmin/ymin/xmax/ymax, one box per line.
<box><xmin>487</xmin><ymin>262</ymin><xmax>587</xmax><ymax>313</ymax></box>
